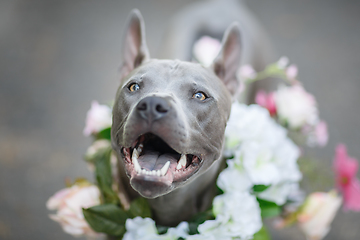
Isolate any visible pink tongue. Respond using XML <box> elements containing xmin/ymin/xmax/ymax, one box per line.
<box><xmin>137</xmin><ymin>152</ymin><xmax>178</xmax><ymax>171</ymax></box>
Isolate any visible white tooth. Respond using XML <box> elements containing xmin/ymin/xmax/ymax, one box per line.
<box><xmin>132</xmin><ymin>151</ymin><xmax>141</xmax><ymax>173</ymax></box>
<box><xmin>133</xmin><ymin>148</ymin><xmax>139</xmax><ymax>159</ymax></box>
<box><xmin>141</xmin><ymin>169</ymin><xmax>147</xmax><ymax>175</ymax></box>
<box><xmin>156</xmin><ymin>170</ymin><xmax>161</xmax><ymax>176</ymax></box>
<box><xmin>160</xmin><ymin>161</ymin><xmax>170</xmax><ymax>176</ymax></box>
<box><xmin>137</xmin><ymin>144</ymin><xmax>143</xmax><ymax>154</ymax></box>
<box><xmin>176</xmin><ymin>154</ymin><xmax>187</xmax><ymax>170</ymax></box>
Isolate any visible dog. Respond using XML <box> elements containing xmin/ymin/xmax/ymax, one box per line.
<box><xmin>111</xmin><ymin>2</ymin><xmax>274</xmax><ymax>226</ymax></box>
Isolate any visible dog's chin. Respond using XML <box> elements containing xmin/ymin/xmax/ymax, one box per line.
<box><xmin>119</xmin><ymin>133</ymin><xmax>203</xmax><ymax>199</ymax></box>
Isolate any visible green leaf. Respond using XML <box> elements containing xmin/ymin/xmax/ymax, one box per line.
<box><xmin>252</xmin><ymin>185</ymin><xmax>270</xmax><ymax>193</ymax></box>
<box><xmin>253</xmin><ymin>226</ymin><xmax>271</xmax><ymax>240</ymax></box>
<box><xmin>187</xmin><ymin>209</ymin><xmax>214</xmax><ymax>235</ymax></box>
<box><xmin>127</xmin><ymin>197</ymin><xmax>152</xmax><ymax>218</ymax></box>
<box><xmin>156</xmin><ymin>225</ymin><xmax>169</xmax><ymax>235</ymax></box>
<box><xmin>83</xmin><ymin>204</ymin><xmax>129</xmax><ymax>236</ymax></box>
<box><xmin>257</xmin><ymin>198</ymin><xmax>281</xmax><ymax>218</ymax></box>
<box><xmin>94</xmin><ymin>148</ymin><xmax>119</xmax><ymax>204</ymax></box>
<box><xmin>96</xmin><ymin>127</ymin><xmax>112</xmax><ymax>140</ymax></box>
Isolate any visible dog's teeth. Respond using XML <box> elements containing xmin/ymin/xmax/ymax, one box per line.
<box><xmin>132</xmin><ymin>153</ymin><xmax>141</xmax><ymax>173</ymax></box>
<box><xmin>156</xmin><ymin>170</ymin><xmax>161</xmax><ymax>176</ymax></box>
<box><xmin>133</xmin><ymin>149</ymin><xmax>139</xmax><ymax>159</ymax></box>
<box><xmin>160</xmin><ymin>161</ymin><xmax>170</xmax><ymax>176</ymax></box>
<box><xmin>141</xmin><ymin>169</ymin><xmax>147</xmax><ymax>175</ymax></box>
<box><xmin>137</xmin><ymin>144</ymin><xmax>143</xmax><ymax>154</ymax></box>
<box><xmin>176</xmin><ymin>154</ymin><xmax>187</xmax><ymax>170</ymax></box>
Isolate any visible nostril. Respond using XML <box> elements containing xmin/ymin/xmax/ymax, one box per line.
<box><xmin>137</xmin><ymin>102</ymin><xmax>147</xmax><ymax>111</ymax></box>
<box><xmin>156</xmin><ymin>104</ymin><xmax>168</xmax><ymax>113</ymax></box>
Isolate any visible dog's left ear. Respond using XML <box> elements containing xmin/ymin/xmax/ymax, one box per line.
<box><xmin>119</xmin><ymin>9</ymin><xmax>150</xmax><ymax>80</ymax></box>
<box><xmin>211</xmin><ymin>23</ymin><xmax>242</xmax><ymax>97</ymax></box>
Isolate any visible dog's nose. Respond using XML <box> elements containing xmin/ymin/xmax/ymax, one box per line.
<box><xmin>136</xmin><ymin>96</ymin><xmax>170</xmax><ymax>122</ymax></box>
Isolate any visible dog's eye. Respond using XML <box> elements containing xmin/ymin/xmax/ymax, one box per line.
<box><xmin>129</xmin><ymin>83</ymin><xmax>140</xmax><ymax>92</ymax></box>
<box><xmin>192</xmin><ymin>92</ymin><xmax>207</xmax><ymax>101</ymax></box>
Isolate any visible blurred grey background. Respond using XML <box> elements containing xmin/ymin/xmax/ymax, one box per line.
<box><xmin>0</xmin><ymin>0</ymin><xmax>359</xmax><ymax>239</ymax></box>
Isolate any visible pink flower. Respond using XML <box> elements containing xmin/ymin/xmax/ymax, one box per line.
<box><xmin>238</xmin><ymin>64</ymin><xmax>256</xmax><ymax>80</ymax></box>
<box><xmin>47</xmin><ymin>184</ymin><xmax>102</xmax><ymax>237</ymax></box>
<box><xmin>255</xmin><ymin>90</ymin><xmax>277</xmax><ymax>116</ymax></box>
<box><xmin>297</xmin><ymin>191</ymin><xmax>342</xmax><ymax>240</ymax></box>
<box><xmin>83</xmin><ymin>101</ymin><xmax>112</xmax><ymax>136</ymax></box>
<box><xmin>333</xmin><ymin>144</ymin><xmax>360</xmax><ymax>211</ymax></box>
<box><xmin>193</xmin><ymin>36</ymin><xmax>221</xmax><ymax>67</ymax></box>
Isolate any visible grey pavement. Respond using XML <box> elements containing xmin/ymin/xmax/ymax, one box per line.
<box><xmin>0</xmin><ymin>0</ymin><xmax>359</xmax><ymax>239</ymax></box>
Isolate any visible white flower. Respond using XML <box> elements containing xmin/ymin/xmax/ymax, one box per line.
<box><xmin>275</xmin><ymin>85</ymin><xmax>319</xmax><ymax>129</ymax></box>
<box><xmin>297</xmin><ymin>191</ymin><xmax>342</xmax><ymax>240</ymax></box>
<box><xmin>217</xmin><ymin>160</ymin><xmax>252</xmax><ymax>193</ymax></box>
<box><xmin>258</xmin><ymin>182</ymin><xmax>300</xmax><ymax>205</ymax></box>
<box><xmin>83</xmin><ymin>101</ymin><xmax>112</xmax><ymax>136</ymax></box>
<box><xmin>225</xmin><ymin>103</ymin><xmax>270</xmax><ymax>153</ymax></box>
<box><xmin>123</xmin><ymin>217</ymin><xmax>159</xmax><ymax>240</ymax></box>
<box><xmin>198</xmin><ymin>192</ymin><xmax>262</xmax><ymax>239</ymax></box>
<box><xmin>240</xmin><ymin>141</ymin><xmax>281</xmax><ymax>185</ymax></box>
<box><xmin>124</xmin><ymin>217</ymin><xmax>189</xmax><ymax>240</ymax></box>
<box><xmin>225</xmin><ymin>103</ymin><xmax>301</xmax><ymax>187</ymax></box>
<box><xmin>193</xmin><ymin>36</ymin><xmax>221</xmax><ymax>67</ymax></box>
<box><xmin>161</xmin><ymin>222</ymin><xmax>189</xmax><ymax>239</ymax></box>
<box><xmin>47</xmin><ymin>184</ymin><xmax>102</xmax><ymax>237</ymax></box>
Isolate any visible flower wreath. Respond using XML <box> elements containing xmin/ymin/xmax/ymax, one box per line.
<box><xmin>47</xmin><ymin>38</ymin><xmax>360</xmax><ymax>240</ymax></box>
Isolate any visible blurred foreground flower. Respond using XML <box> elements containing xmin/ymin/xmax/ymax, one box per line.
<box><xmin>83</xmin><ymin>101</ymin><xmax>112</xmax><ymax>136</ymax></box>
<box><xmin>297</xmin><ymin>191</ymin><xmax>342</xmax><ymax>240</ymax></box>
<box><xmin>333</xmin><ymin>144</ymin><xmax>360</xmax><ymax>211</ymax></box>
<box><xmin>47</xmin><ymin>183</ymin><xmax>102</xmax><ymax>238</ymax></box>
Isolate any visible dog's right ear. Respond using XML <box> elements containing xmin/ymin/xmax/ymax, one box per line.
<box><xmin>119</xmin><ymin>9</ymin><xmax>150</xmax><ymax>80</ymax></box>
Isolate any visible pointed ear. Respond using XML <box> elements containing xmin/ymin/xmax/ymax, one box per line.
<box><xmin>119</xmin><ymin>9</ymin><xmax>150</xmax><ymax>80</ymax></box>
<box><xmin>211</xmin><ymin>23</ymin><xmax>242</xmax><ymax>97</ymax></box>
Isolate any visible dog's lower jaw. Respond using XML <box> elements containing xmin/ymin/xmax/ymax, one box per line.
<box><xmin>147</xmin><ymin>157</ymin><xmax>224</xmax><ymax>226</ymax></box>
<box><xmin>116</xmin><ymin>152</ymin><xmax>224</xmax><ymax>226</ymax></box>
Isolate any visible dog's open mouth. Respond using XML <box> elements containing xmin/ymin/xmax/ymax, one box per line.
<box><xmin>121</xmin><ymin>133</ymin><xmax>202</xmax><ymax>195</ymax></box>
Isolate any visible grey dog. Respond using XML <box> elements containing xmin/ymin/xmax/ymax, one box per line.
<box><xmin>111</xmin><ymin>1</ymin><xmax>274</xmax><ymax>226</ymax></box>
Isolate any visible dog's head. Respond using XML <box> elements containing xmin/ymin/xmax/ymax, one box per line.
<box><xmin>111</xmin><ymin>9</ymin><xmax>242</xmax><ymax>199</ymax></box>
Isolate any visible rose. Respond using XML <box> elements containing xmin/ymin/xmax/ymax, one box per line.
<box><xmin>297</xmin><ymin>191</ymin><xmax>342</xmax><ymax>240</ymax></box>
<box><xmin>47</xmin><ymin>184</ymin><xmax>102</xmax><ymax>237</ymax></box>
<box><xmin>83</xmin><ymin>101</ymin><xmax>112</xmax><ymax>136</ymax></box>
<box><xmin>275</xmin><ymin>85</ymin><xmax>319</xmax><ymax>129</ymax></box>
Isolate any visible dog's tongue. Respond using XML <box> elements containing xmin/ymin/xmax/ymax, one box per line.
<box><xmin>137</xmin><ymin>151</ymin><xmax>178</xmax><ymax>171</ymax></box>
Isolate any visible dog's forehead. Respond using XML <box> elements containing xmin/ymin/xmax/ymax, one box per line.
<box><xmin>127</xmin><ymin>59</ymin><xmax>228</xmax><ymax>97</ymax></box>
